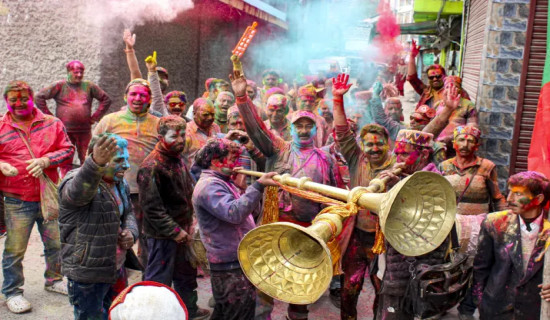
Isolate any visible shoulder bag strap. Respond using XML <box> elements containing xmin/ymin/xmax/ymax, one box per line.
<box><xmin>15</xmin><ymin>129</ymin><xmax>37</xmax><ymax>159</ymax></box>
<box><xmin>451</xmin><ymin>163</ymin><xmax>481</xmax><ymax>250</ymax></box>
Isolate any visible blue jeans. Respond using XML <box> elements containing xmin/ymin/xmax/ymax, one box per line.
<box><xmin>2</xmin><ymin>197</ymin><xmax>62</xmax><ymax>298</ymax></box>
<box><xmin>68</xmin><ymin>279</ymin><xmax>113</xmax><ymax>320</ymax></box>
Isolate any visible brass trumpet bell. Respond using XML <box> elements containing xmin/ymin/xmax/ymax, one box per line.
<box><xmin>238</xmin><ymin>172</ymin><xmax>456</xmax><ymax>305</ymax></box>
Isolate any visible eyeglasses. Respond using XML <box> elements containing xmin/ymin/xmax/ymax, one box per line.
<box><xmin>428</xmin><ymin>75</ymin><xmax>442</xmax><ymax>80</ymax></box>
<box><xmin>168</xmin><ymin>102</ymin><xmax>185</xmax><ymax>108</ymax></box>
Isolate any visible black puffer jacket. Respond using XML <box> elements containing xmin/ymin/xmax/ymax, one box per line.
<box><xmin>380</xmin><ymin>237</ymin><xmax>450</xmax><ymax>296</ymax></box>
<box><xmin>58</xmin><ymin>157</ymin><xmax>138</xmax><ymax>284</ymax></box>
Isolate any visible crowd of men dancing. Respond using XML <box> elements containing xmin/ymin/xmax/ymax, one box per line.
<box><xmin>1</xmin><ymin>31</ymin><xmax>550</xmax><ymax>320</ymax></box>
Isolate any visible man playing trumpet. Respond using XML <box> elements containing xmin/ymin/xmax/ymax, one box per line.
<box><xmin>231</xmin><ymin>67</ymin><xmax>337</xmax><ymax>320</ymax></box>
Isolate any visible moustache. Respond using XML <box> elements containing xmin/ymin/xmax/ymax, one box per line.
<box><xmin>171</xmin><ymin>108</ymin><xmax>182</xmax><ymax>112</ymax></box>
<box><xmin>367</xmin><ymin>150</ymin><xmax>383</xmax><ymax>155</ymax></box>
<box><xmin>298</xmin><ymin>133</ymin><xmax>310</xmax><ymax>138</ymax></box>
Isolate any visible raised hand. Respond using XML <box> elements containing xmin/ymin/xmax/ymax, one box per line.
<box><xmin>372</xmin><ymin>81</ymin><xmax>383</xmax><ymax>98</ymax></box>
<box><xmin>123</xmin><ymin>29</ymin><xmax>136</xmax><ymax>49</ymax></box>
<box><xmin>411</xmin><ymin>39</ymin><xmax>421</xmax><ymax>58</ymax></box>
<box><xmin>229</xmin><ymin>70</ymin><xmax>248</xmax><ymax>97</ymax></box>
<box><xmin>92</xmin><ymin>135</ymin><xmax>119</xmax><ymax>166</ymax></box>
<box><xmin>145</xmin><ymin>51</ymin><xmax>157</xmax><ymax>72</ymax></box>
<box><xmin>445</xmin><ymin>83</ymin><xmax>460</xmax><ymax>110</ymax></box>
<box><xmin>332</xmin><ymin>73</ymin><xmax>352</xmax><ymax>97</ymax></box>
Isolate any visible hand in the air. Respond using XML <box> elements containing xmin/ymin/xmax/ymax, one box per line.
<box><xmin>123</xmin><ymin>29</ymin><xmax>136</xmax><ymax>49</ymax></box>
<box><xmin>92</xmin><ymin>135</ymin><xmax>119</xmax><ymax>166</ymax></box>
<box><xmin>257</xmin><ymin>172</ymin><xmax>278</xmax><ymax>187</ymax></box>
<box><xmin>445</xmin><ymin>83</ymin><xmax>460</xmax><ymax>110</ymax></box>
<box><xmin>411</xmin><ymin>39</ymin><xmax>421</xmax><ymax>58</ymax></box>
<box><xmin>145</xmin><ymin>51</ymin><xmax>158</xmax><ymax>72</ymax></box>
<box><xmin>229</xmin><ymin>70</ymin><xmax>248</xmax><ymax>98</ymax></box>
<box><xmin>332</xmin><ymin>73</ymin><xmax>352</xmax><ymax>97</ymax></box>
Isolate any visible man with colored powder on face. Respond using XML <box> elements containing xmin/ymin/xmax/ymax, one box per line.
<box><xmin>317</xmin><ymin>98</ymin><xmax>334</xmax><ymax>131</ymax></box>
<box><xmin>331</xmin><ymin>74</ymin><xmax>395</xmax><ymax>319</ymax></box>
<box><xmin>438</xmin><ymin>125</ymin><xmax>506</xmax><ymax>319</ymax></box>
<box><xmin>220</xmin><ymin>107</ymin><xmax>266</xmax><ymax>189</ymax></box>
<box><xmin>183</xmin><ymin>97</ymin><xmax>221</xmax><ymax>172</ymax></box>
<box><xmin>35</xmin><ymin>60</ymin><xmax>111</xmax><ymax>171</ymax></box>
<box><xmin>164</xmin><ymin>90</ymin><xmax>189</xmax><ymax>119</ymax></box>
<box><xmin>293</xmin><ymin>83</ymin><xmax>330</xmax><ymax>147</ymax></box>
<box><xmin>259</xmin><ymin>69</ymin><xmax>282</xmax><ymax>106</ymax></box>
<box><xmin>473</xmin><ymin>171</ymin><xmax>550</xmax><ymax>320</ymax></box>
<box><xmin>375</xmin><ymin>129</ymin><xmax>451</xmax><ymax>320</ymax></box>
<box><xmin>214</xmin><ymin>91</ymin><xmax>236</xmax><ymax>133</ymax></box>
<box><xmin>58</xmin><ymin>133</ymin><xmax>138</xmax><ymax>320</ymax></box>
<box><xmin>231</xmin><ymin>69</ymin><xmax>337</xmax><ymax>320</ymax></box>
<box><xmin>0</xmin><ymin>81</ymin><xmax>75</xmax><ymax>314</ymax></box>
<box><xmin>433</xmin><ymin>77</ymin><xmax>478</xmax><ymax>158</ymax></box>
<box><xmin>192</xmin><ymin>138</ymin><xmax>278</xmax><ymax>320</ymax></box>
<box><xmin>264</xmin><ymin>93</ymin><xmax>292</xmax><ymax>141</ymax></box>
<box><xmin>137</xmin><ymin>116</ymin><xmax>210</xmax><ymax>320</ymax></box>
<box><xmin>407</xmin><ymin>40</ymin><xmax>447</xmax><ymax>109</ymax></box>
<box><xmin>94</xmin><ymin>78</ymin><xmax>160</xmax><ymax>267</ymax></box>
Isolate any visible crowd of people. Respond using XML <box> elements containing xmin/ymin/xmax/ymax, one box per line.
<box><xmin>1</xmin><ymin>31</ymin><xmax>550</xmax><ymax>320</ymax></box>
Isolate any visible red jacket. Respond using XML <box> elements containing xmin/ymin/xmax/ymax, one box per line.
<box><xmin>0</xmin><ymin>109</ymin><xmax>75</xmax><ymax>201</ymax></box>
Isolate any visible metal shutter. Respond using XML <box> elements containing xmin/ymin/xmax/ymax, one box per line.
<box><xmin>460</xmin><ymin>0</ymin><xmax>489</xmax><ymax>103</ymax></box>
<box><xmin>510</xmin><ymin>0</ymin><xmax>548</xmax><ymax>173</ymax></box>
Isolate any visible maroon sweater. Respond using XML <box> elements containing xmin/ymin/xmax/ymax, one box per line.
<box><xmin>35</xmin><ymin>80</ymin><xmax>111</xmax><ymax>132</ymax></box>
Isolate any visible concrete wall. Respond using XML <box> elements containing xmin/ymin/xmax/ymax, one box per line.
<box><xmin>0</xmin><ymin>0</ymin><xmax>102</xmax><ymax>113</ymax></box>
<box><xmin>0</xmin><ymin>0</ymin><xmax>286</xmax><ymax>114</ymax></box>
<box><xmin>474</xmin><ymin>0</ymin><xmax>530</xmax><ymax>190</ymax></box>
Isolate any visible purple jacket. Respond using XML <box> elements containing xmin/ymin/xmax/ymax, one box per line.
<box><xmin>192</xmin><ymin>170</ymin><xmax>263</xmax><ymax>267</ymax></box>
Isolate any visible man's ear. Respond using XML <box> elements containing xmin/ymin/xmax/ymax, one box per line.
<box><xmin>124</xmin><ymin>95</ymin><xmax>127</xmax><ymax>104</ymax></box>
<box><xmin>534</xmin><ymin>193</ymin><xmax>545</xmax><ymax>206</ymax></box>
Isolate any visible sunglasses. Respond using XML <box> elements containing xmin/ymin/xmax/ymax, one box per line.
<box><xmin>428</xmin><ymin>75</ymin><xmax>442</xmax><ymax>80</ymax></box>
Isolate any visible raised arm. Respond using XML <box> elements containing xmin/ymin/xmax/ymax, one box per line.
<box><xmin>332</xmin><ymin>74</ymin><xmax>361</xmax><ymax>167</ymax></box>
<box><xmin>145</xmin><ymin>51</ymin><xmax>168</xmax><ymax>116</ymax></box>
<box><xmin>407</xmin><ymin>40</ymin><xmax>425</xmax><ymax>95</ymax></box>
<box><xmin>123</xmin><ymin>29</ymin><xmax>142</xmax><ymax>80</ymax></box>
<box><xmin>370</xmin><ymin>82</ymin><xmax>403</xmax><ymax>141</ymax></box>
<box><xmin>60</xmin><ymin>136</ymin><xmax>116</xmax><ymax>207</ymax></box>
<box><xmin>230</xmin><ymin>70</ymin><xmax>284</xmax><ymax>157</ymax></box>
<box><xmin>423</xmin><ymin>83</ymin><xmax>459</xmax><ymax>137</ymax></box>
<box><xmin>90</xmin><ymin>83</ymin><xmax>112</xmax><ymax>123</ymax></box>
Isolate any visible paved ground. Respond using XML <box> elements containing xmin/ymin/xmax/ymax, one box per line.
<box><xmin>0</xmin><ymin>228</ymin><xmax>471</xmax><ymax>320</ymax></box>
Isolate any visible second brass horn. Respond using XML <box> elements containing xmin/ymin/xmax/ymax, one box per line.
<box><xmin>237</xmin><ymin>171</ymin><xmax>456</xmax><ymax>305</ymax></box>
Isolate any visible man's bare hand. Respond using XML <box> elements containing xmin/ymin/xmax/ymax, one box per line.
<box><xmin>174</xmin><ymin>230</ymin><xmax>191</xmax><ymax>244</ymax></box>
<box><xmin>0</xmin><ymin>162</ymin><xmax>18</xmax><ymax>177</ymax></box>
<box><xmin>145</xmin><ymin>51</ymin><xmax>158</xmax><ymax>72</ymax></box>
<box><xmin>332</xmin><ymin>73</ymin><xmax>352</xmax><ymax>97</ymax></box>
<box><xmin>229</xmin><ymin>70</ymin><xmax>248</xmax><ymax>98</ymax></box>
<box><xmin>92</xmin><ymin>136</ymin><xmax>119</xmax><ymax>166</ymax></box>
<box><xmin>411</xmin><ymin>39</ymin><xmax>421</xmax><ymax>58</ymax></box>
<box><xmin>258</xmin><ymin>172</ymin><xmax>278</xmax><ymax>187</ymax></box>
<box><xmin>118</xmin><ymin>229</ymin><xmax>135</xmax><ymax>249</ymax></box>
<box><xmin>25</xmin><ymin>157</ymin><xmax>50</xmax><ymax>178</ymax></box>
<box><xmin>445</xmin><ymin>83</ymin><xmax>460</xmax><ymax>111</ymax></box>
<box><xmin>123</xmin><ymin>29</ymin><xmax>136</xmax><ymax>50</ymax></box>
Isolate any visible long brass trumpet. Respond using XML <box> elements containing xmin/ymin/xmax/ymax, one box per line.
<box><xmin>236</xmin><ymin>169</ymin><xmax>456</xmax><ymax>304</ymax></box>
